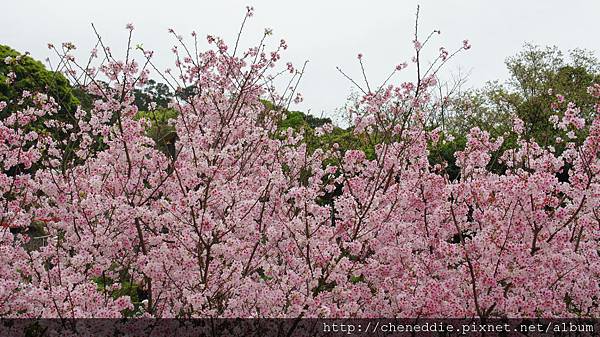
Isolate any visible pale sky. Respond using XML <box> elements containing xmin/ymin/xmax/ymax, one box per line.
<box><xmin>2</xmin><ymin>0</ymin><xmax>599</xmax><ymax>123</ymax></box>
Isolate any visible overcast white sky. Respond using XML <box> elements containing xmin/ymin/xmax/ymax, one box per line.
<box><xmin>2</xmin><ymin>0</ymin><xmax>599</xmax><ymax>123</ymax></box>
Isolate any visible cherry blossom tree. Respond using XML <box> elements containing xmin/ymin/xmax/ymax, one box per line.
<box><xmin>1</xmin><ymin>7</ymin><xmax>599</xmax><ymax>321</ymax></box>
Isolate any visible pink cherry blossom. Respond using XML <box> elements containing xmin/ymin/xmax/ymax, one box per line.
<box><xmin>1</xmin><ymin>11</ymin><xmax>599</xmax><ymax>322</ymax></box>
<box><xmin>463</xmin><ymin>39</ymin><xmax>471</xmax><ymax>50</ymax></box>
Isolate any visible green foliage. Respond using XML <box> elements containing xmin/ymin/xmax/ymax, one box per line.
<box><xmin>349</xmin><ymin>274</ymin><xmax>365</xmax><ymax>284</ymax></box>
<box><xmin>134</xmin><ymin>79</ymin><xmax>173</xmax><ymax>110</ymax></box>
<box><xmin>428</xmin><ymin>134</ymin><xmax>467</xmax><ymax>181</ymax></box>
<box><xmin>447</xmin><ymin>44</ymin><xmax>599</xmax><ymax>149</ymax></box>
<box><xmin>94</xmin><ymin>273</ymin><xmax>143</xmax><ymax>317</ymax></box>
<box><xmin>71</xmin><ymin>85</ymin><xmax>95</xmax><ymax>111</ymax></box>
<box><xmin>135</xmin><ymin>109</ymin><xmax>178</xmax><ymax>157</ymax></box>
<box><xmin>276</xmin><ymin>107</ymin><xmax>375</xmax><ymax>161</ymax></box>
<box><xmin>0</xmin><ymin>45</ymin><xmax>79</xmax><ymax>118</ymax></box>
<box><xmin>135</xmin><ymin>108</ymin><xmax>178</xmax><ymax>122</ymax></box>
<box><xmin>304</xmin><ymin>114</ymin><xmax>331</xmax><ymax>129</ymax></box>
<box><xmin>279</xmin><ymin>110</ymin><xmax>309</xmax><ymax>130</ymax></box>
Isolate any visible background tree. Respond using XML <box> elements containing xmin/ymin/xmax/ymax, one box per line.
<box><xmin>430</xmin><ymin>44</ymin><xmax>600</xmax><ymax>178</ymax></box>
<box><xmin>0</xmin><ymin>45</ymin><xmax>80</xmax><ymax>116</ymax></box>
<box><xmin>133</xmin><ymin>79</ymin><xmax>172</xmax><ymax>111</ymax></box>
<box><xmin>446</xmin><ymin>44</ymin><xmax>599</xmax><ymax>142</ymax></box>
